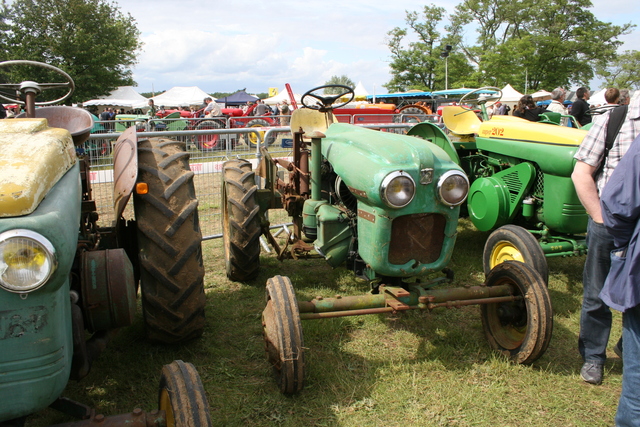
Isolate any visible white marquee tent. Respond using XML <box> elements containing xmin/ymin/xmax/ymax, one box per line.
<box><xmin>82</xmin><ymin>86</ymin><xmax>148</xmax><ymax>109</ymax></box>
<box><xmin>263</xmin><ymin>88</ymin><xmax>302</xmax><ymax>106</ymax></box>
<box><xmin>500</xmin><ymin>84</ymin><xmax>524</xmax><ymax>102</ymax></box>
<box><xmin>354</xmin><ymin>81</ymin><xmax>369</xmax><ymax>100</ymax></box>
<box><xmin>150</xmin><ymin>86</ymin><xmax>213</xmax><ymax>107</ymax></box>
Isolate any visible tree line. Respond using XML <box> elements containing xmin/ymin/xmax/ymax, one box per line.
<box><xmin>385</xmin><ymin>0</ymin><xmax>639</xmax><ymax>93</ymax></box>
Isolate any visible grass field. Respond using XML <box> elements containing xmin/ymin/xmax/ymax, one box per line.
<box><xmin>26</xmin><ymin>218</ymin><xmax>623</xmax><ymax>427</ymax></box>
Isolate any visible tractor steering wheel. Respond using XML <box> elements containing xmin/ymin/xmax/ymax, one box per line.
<box><xmin>301</xmin><ymin>85</ymin><xmax>355</xmax><ymax>112</ymax></box>
<box><xmin>458</xmin><ymin>86</ymin><xmax>503</xmax><ymax>112</ymax></box>
<box><xmin>0</xmin><ymin>60</ymin><xmax>75</xmax><ymax>105</ymax></box>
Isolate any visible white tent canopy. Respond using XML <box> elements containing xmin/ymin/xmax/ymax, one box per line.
<box><xmin>354</xmin><ymin>81</ymin><xmax>369</xmax><ymax>100</ymax></box>
<box><xmin>529</xmin><ymin>90</ymin><xmax>553</xmax><ymax>101</ymax></box>
<box><xmin>263</xmin><ymin>88</ymin><xmax>302</xmax><ymax>106</ymax></box>
<box><xmin>82</xmin><ymin>86</ymin><xmax>148</xmax><ymax>109</ymax></box>
<box><xmin>500</xmin><ymin>84</ymin><xmax>524</xmax><ymax>102</ymax></box>
<box><xmin>588</xmin><ymin>88</ymin><xmax>607</xmax><ymax>106</ymax></box>
<box><xmin>150</xmin><ymin>86</ymin><xmax>212</xmax><ymax>107</ymax></box>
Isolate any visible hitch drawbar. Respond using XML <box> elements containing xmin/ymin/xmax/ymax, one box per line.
<box><xmin>297</xmin><ymin>283</ymin><xmax>519</xmax><ymax>320</ymax></box>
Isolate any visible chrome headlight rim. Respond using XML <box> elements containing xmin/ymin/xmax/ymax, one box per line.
<box><xmin>380</xmin><ymin>171</ymin><xmax>416</xmax><ymax>209</ymax></box>
<box><xmin>0</xmin><ymin>229</ymin><xmax>57</xmax><ymax>293</ymax></box>
<box><xmin>437</xmin><ymin>170</ymin><xmax>470</xmax><ymax>207</ymax></box>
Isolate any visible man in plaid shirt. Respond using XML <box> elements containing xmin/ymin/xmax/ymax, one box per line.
<box><xmin>572</xmin><ymin>94</ymin><xmax>640</xmax><ymax>385</ymax></box>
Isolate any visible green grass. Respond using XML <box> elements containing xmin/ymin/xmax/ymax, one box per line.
<box><xmin>27</xmin><ymin>219</ymin><xmax>622</xmax><ymax>426</ymax></box>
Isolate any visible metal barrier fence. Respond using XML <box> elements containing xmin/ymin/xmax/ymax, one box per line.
<box><xmin>83</xmin><ymin>117</ymin><xmax>416</xmax><ymax>239</ymax></box>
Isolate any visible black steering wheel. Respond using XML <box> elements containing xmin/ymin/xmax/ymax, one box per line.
<box><xmin>0</xmin><ymin>60</ymin><xmax>75</xmax><ymax>105</ymax></box>
<box><xmin>301</xmin><ymin>85</ymin><xmax>355</xmax><ymax>112</ymax></box>
<box><xmin>458</xmin><ymin>86</ymin><xmax>503</xmax><ymax>112</ymax></box>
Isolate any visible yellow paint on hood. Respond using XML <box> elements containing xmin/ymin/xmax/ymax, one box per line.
<box><xmin>0</xmin><ymin>118</ymin><xmax>77</xmax><ymax>217</ymax></box>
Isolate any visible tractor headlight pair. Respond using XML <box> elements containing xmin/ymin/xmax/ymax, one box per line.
<box><xmin>380</xmin><ymin>170</ymin><xmax>469</xmax><ymax>209</ymax></box>
<box><xmin>0</xmin><ymin>230</ymin><xmax>57</xmax><ymax>293</ymax></box>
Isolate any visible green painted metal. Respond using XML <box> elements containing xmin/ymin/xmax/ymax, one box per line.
<box><xmin>314</xmin><ymin>203</ymin><xmax>351</xmax><ymax>267</ymax></box>
<box><xmin>468</xmin><ymin>162</ymin><xmax>536</xmax><ymax>232</ymax></box>
<box><xmin>407</xmin><ymin>122</ymin><xmax>461</xmax><ymax>165</ymax></box>
<box><xmin>0</xmin><ymin>165</ymin><xmax>81</xmax><ymax>421</ymax></box>
<box><xmin>322</xmin><ymin>124</ymin><xmax>463</xmax><ymax>277</ymax></box>
<box><xmin>539</xmin><ymin>174</ymin><xmax>588</xmax><ymax>234</ymax></box>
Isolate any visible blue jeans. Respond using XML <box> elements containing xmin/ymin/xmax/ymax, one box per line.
<box><xmin>616</xmin><ymin>304</ymin><xmax>640</xmax><ymax>426</ymax></box>
<box><xmin>579</xmin><ymin>218</ymin><xmax>616</xmax><ymax>364</ymax></box>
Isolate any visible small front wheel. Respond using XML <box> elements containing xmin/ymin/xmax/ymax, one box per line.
<box><xmin>483</xmin><ymin>224</ymin><xmax>548</xmax><ymax>284</ymax></box>
<box><xmin>481</xmin><ymin>261</ymin><xmax>553</xmax><ymax>364</ymax></box>
<box><xmin>262</xmin><ymin>275</ymin><xmax>305</xmax><ymax>394</ymax></box>
<box><xmin>158</xmin><ymin>360</ymin><xmax>212</xmax><ymax>427</ymax></box>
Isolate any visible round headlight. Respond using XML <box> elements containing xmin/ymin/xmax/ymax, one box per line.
<box><xmin>437</xmin><ymin>170</ymin><xmax>470</xmax><ymax>207</ymax></box>
<box><xmin>381</xmin><ymin>171</ymin><xmax>415</xmax><ymax>208</ymax></box>
<box><xmin>0</xmin><ymin>230</ymin><xmax>57</xmax><ymax>293</ymax></box>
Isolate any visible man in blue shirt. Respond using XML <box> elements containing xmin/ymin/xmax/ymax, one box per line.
<box><xmin>600</xmin><ymin>132</ymin><xmax>640</xmax><ymax>425</ymax></box>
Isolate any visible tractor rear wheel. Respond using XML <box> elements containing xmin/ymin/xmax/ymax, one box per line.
<box><xmin>483</xmin><ymin>224</ymin><xmax>548</xmax><ymax>284</ymax></box>
<box><xmin>246</xmin><ymin>118</ymin><xmax>270</xmax><ymax>146</ymax></box>
<box><xmin>222</xmin><ymin>159</ymin><xmax>261</xmax><ymax>281</ymax></box>
<box><xmin>158</xmin><ymin>360</ymin><xmax>212</xmax><ymax>427</ymax></box>
<box><xmin>195</xmin><ymin>119</ymin><xmax>225</xmax><ymax>151</ymax></box>
<box><xmin>133</xmin><ymin>137</ymin><xmax>206</xmax><ymax>343</ymax></box>
<box><xmin>262</xmin><ymin>275</ymin><xmax>305</xmax><ymax>394</ymax></box>
<box><xmin>481</xmin><ymin>261</ymin><xmax>553</xmax><ymax>364</ymax></box>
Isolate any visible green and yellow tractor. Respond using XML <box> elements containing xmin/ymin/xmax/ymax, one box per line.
<box><xmin>221</xmin><ymin>85</ymin><xmax>553</xmax><ymax>394</ymax></box>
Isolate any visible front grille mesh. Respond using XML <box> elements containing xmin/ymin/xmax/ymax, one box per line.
<box><xmin>388</xmin><ymin>213</ymin><xmax>446</xmax><ymax>265</ymax></box>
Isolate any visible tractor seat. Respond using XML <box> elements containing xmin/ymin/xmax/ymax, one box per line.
<box><xmin>289</xmin><ymin>108</ymin><xmax>338</xmax><ymax>139</ymax></box>
<box><xmin>442</xmin><ymin>106</ymin><xmax>482</xmax><ymax>135</ymax></box>
<box><xmin>538</xmin><ymin>111</ymin><xmax>562</xmax><ymax>125</ymax></box>
<box><xmin>17</xmin><ymin>106</ymin><xmax>94</xmax><ymax>146</ymax></box>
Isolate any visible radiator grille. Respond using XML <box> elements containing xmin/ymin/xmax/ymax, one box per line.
<box><xmin>388</xmin><ymin>213</ymin><xmax>446</xmax><ymax>265</ymax></box>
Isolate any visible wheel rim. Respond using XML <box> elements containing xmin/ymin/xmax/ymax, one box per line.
<box><xmin>159</xmin><ymin>388</ymin><xmax>176</xmax><ymax>427</ymax></box>
<box><xmin>490</xmin><ymin>241</ymin><xmax>525</xmax><ymax>269</ymax></box>
<box><xmin>198</xmin><ymin>133</ymin><xmax>219</xmax><ymax>150</ymax></box>
<box><xmin>484</xmin><ymin>298</ymin><xmax>527</xmax><ymax>350</ymax></box>
<box><xmin>248</xmin><ymin>124</ymin><xmax>264</xmax><ymax>146</ymax></box>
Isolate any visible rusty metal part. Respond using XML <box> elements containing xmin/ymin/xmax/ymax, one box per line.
<box><xmin>113</xmin><ymin>127</ymin><xmax>138</xmax><ymax>220</ymax></box>
<box><xmin>389</xmin><ymin>213</ymin><xmax>446</xmax><ymax>265</ymax></box>
<box><xmin>80</xmin><ymin>249</ymin><xmax>136</xmax><ymax>332</ymax></box>
<box><xmin>297</xmin><ymin>283</ymin><xmax>516</xmax><ymax>320</ymax></box>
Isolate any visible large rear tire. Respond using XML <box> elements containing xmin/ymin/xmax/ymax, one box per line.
<box><xmin>222</xmin><ymin>159</ymin><xmax>261</xmax><ymax>281</ymax></box>
<box><xmin>246</xmin><ymin>118</ymin><xmax>270</xmax><ymax>146</ymax></box>
<box><xmin>158</xmin><ymin>360</ymin><xmax>213</xmax><ymax>427</ymax></box>
<box><xmin>134</xmin><ymin>137</ymin><xmax>206</xmax><ymax>343</ymax></box>
<box><xmin>195</xmin><ymin>119</ymin><xmax>225</xmax><ymax>151</ymax></box>
<box><xmin>481</xmin><ymin>261</ymin><xmax>553</xmax><ymax>364</ymax></box>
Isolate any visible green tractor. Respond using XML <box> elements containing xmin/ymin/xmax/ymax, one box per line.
<box><xmin>221</xmin><ymin>85</ymin><xmax>553</xmax><ymax>394</ymax></box>
<box><xmin>408</xmin><ymin>87</ymin><xmax>589</xmax><ymax>284</ymax></box>
<box><xmin>0</xmin><ymin>60</ymin><xmax>210</xmax><ymax>425</ymax></box>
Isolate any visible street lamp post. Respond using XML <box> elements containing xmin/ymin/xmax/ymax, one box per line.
<box><xmin>440</xmin><ymin>45</ymin><xmax>452</xmax><ymax>90</ymax></box>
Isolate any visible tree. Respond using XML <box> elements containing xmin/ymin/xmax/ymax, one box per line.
<box><xmin>1</xmin><ymin>0</ymin><xmax>142</xmax><ymax>104</ymax></box>
<box><xmin>323</xmin><ymin>75</ymin><xmax>355</xmax><ymax>93</ymax></box>
<box><xmin>387</xmin><ymin>0</ymin><xmax>634</xmax><ymax>93</ymax></box>
<box><xmin>450</xmin><ymin>0</ymin><xmax>633</xmax><ymax>91</ymax></box>
<box><xmin>596</xmin><ymin>50</ymin><xmax>640</xmax><ymax>90</ymax></box>
<box><xmin>385</xmin><ymin>4</ymin><xmax>475</xmax><ymax>92</ymax></box>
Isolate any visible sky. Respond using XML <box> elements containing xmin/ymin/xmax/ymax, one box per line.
<box><xmin>113</xmin><ymin>0</ymin><xmax>640</xmax><ymax>97</ymax></box>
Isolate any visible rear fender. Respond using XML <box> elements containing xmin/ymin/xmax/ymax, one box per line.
<box><xmin>408</xmin><ymin>122</ymin><xmax>460</xmax><ymax>165</ymax></box>
<box><xmin>113</xmin><ymin>127</ymin><xmax>138</xmax><ymax>219</ymax></box>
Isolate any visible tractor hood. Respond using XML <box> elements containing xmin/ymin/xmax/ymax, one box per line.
<box><xmin>477</xmin><ymin>115</ymin><xmax>587</xmax><ymax>146</ymax></box>
<box><xmin>0</xmin><ymin>118</ymin><xmax>77</xmax><ymax>217</ymax></box>
<box><xmin>323</xmin><ymin>123</ymin><xmax>460</xmax><ymax>208</ymax></box>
